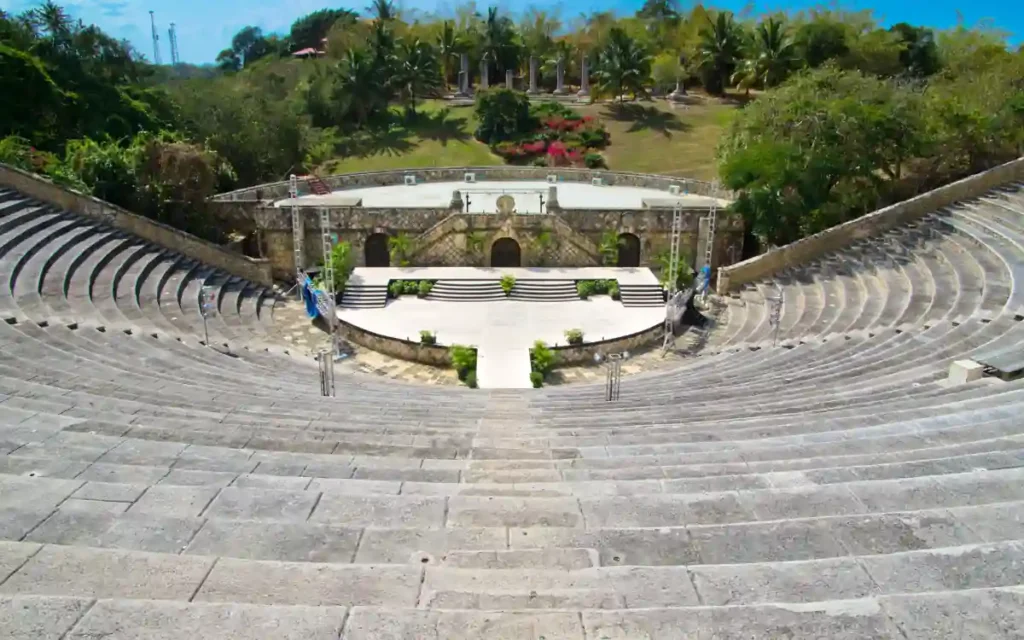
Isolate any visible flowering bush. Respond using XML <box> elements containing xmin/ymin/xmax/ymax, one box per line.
<box><xmin>488</xmin><ymin>102</ymin><xmax>610</xmax><ymax>167</ymax></box>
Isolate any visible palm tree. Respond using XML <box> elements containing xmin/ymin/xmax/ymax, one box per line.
<box><xmin>336</xmin><ymin>48</ymin><xmax>381</xmax><ymax>126</ymax></box>
<box><xmin>388</xmin><ymin>233</ymin><xmax>414</xmax><ymax>266</ymax></box>
<box><xmin>27</xmin><ymin>1</ymin><xmax>73</xmax><ymax>52</ymax></box>
<box><xmin>366</xmin><ymin>0</ymin><xmax>396</xmax><ymax>22</ymax></box>
<box><xmin>696</xmin><ymin>11</ymin><xmax>743</xmax><ymax>95</ymax></box>
<box><xmin>436</xmin><ymin>21</ymin><xmax>467</xmax><ymax>90</ymax></box>
<box><xmin>594</xmin><ymin>27</ymin><xmax>652</xmax><ymax>102</ymax></box>
<box><xmin>731</xmin><ymin>17</ymin><xmax>796</xmax><ymax>94</ymax></box>
<box><xmin>479</xmin><ymin>7</ymin><xmax>519</xmax><ymax>76</ymax></box>
<box><xmin>397</xmin><ymin>38</ymin><xmax>442</xmax><ymax>116</ymax></box>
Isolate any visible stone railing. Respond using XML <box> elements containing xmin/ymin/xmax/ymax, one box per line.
<box><xmin>0</xmin><ymin>163</ymin><xmax>274</xmax><ymax>286</ymax></box>
<box><xmin>716</xmin><ymin>157</ymin><xmax>1024</xmax><ymax>293</ymax></box>
<box><xmin>211</xmin><ymin>167</ymin><xmax>731</xmax><ymax>203</ymax></box>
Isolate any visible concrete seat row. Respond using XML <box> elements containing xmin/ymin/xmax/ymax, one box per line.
<box><xmin>1</xmin><ymin>180</ymin><xmax>1024</xmax><ymax>637</ymax></box>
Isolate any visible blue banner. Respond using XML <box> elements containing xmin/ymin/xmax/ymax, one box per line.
<box><xmin>301</xmin><ymin>276</ymin><xmax>320</xmax><ymax>319</ymax></box>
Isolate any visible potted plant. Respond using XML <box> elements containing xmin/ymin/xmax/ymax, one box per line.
<box><xmin>500</xmin><ymin>274</ymin><xmax>516</xmax><ymax>296</ymax></box>
<box><xmin>564</xmin><ymin>328</ymin><xmax>584</xmax><ymax>345</ymax></box>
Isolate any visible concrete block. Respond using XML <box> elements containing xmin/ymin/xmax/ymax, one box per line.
<box><xmin>949</xmin><ymin>359</ymin><xmax>985</xmax><ymax>385</ymax></box>
<box><xmin>203</xmin><ymin>488</ymin><xmax>319</xmax><ymax>522</ymax></box>
<box><xmin>310</xmin><ymin>495</ymin><xmax>445</xmax><ymax>528</ymax></box>
<box><xmin>0</xmin><ymin>595</ymin><xmax>92</xmax><ymax>640</ymax></box>
<box><xmin>185</xmin><ymin>519</ymin><xmax>360</xmax><ymax>563</ymax></box>
<box><xmin>128</xmin><ymin>486</ymin><xmax>219</xmax><ymax>518</ymax></box>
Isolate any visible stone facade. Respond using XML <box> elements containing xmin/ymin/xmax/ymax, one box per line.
<box><xmin>232</xmin><ymin>168</ymin><xmax>743</xmax><ymax>282</ymax></box>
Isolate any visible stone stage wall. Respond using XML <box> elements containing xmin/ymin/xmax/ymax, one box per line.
<box><xmin>224</xmin><ymin>167</ymin><xmax>743</xmax><ymax>282</ymax></box>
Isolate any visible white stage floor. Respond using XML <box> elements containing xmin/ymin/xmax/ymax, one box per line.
<box><xmin>347</xmin><ymin>266</ymin><xmax>661</xmax><ymax>287</ymax></box>
<box><xmin>279</xmin><ymin>180</ymin><xmax>727</xmax><ymax>213</ymax></box>
<box><xmin>338</xmin><ymin>297</ymin><xmax>663</xmax><ymax>389</ymax></box>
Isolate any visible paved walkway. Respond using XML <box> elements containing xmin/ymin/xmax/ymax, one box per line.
<box><xmin>337</xmin><ymin>297</ymin><xmax>663</xmax><ymax>388</ymax></box>
<box><xmin>348</xmin><ymin>266</ymin><xmax>661</xmax><ymax>287</ymax></box>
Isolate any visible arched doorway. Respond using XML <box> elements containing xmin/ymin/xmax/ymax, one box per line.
<box><xmin>364</xmin><ymin>233</ymin><xmax>389</xmax><ymax>267</ymax></box>
<box><xmin>617</xmin><ymin>233</ymin><xmax>641</xmax><ymax>267</ymax></box>
<box><xmin>490</xmin><ymin>238</ymin><xmax>521</xmax><ymax>267</ymax></box>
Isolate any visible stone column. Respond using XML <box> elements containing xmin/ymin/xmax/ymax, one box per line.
<box><xmin>547</xmin><ymin>185</ymin><xmax>560</xmax><ymax>211</ymax></box>
<box><xmin>577</xmin><ymin>55</ymin><xmax>590</xmax><ymax>99</ymax></box>
<box><xmin>479</xmin><ymin>58</ymin><xmax>489</xmax><ymax>90</ymax></box>
<box><xmin>553</xmin><ymin>56</ymin><xmax>566</xmax><ymax>95</ymax></box>
<box><xmin>456</xmin><ymin>53</ymin><xmax>470</xmax><ymax>97</ymax></box>
<box><xmin>527</xmin><ymin>56</ymin><xmax>539</xmax><ymax>94</ymax></box>
<box><xmin>668</xmin><ymin>79</ymin><xmax>687</xmax><ymax>102</ymax></box>
<box><xmin>505</xmin><ymin>69</ymin><xmax>513</xmax><ymax>89</ymax></box>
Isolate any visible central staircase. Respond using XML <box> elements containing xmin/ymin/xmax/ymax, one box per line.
<box><xmin>509</xmin><ymin>280</ymin><xmax>579</xmax><ymax>302</ymax></box>
<box><xmin>427</xmin><ymin>280</ymin><xmax>506</xmax><ymax>301</ymax></box>
<box><xmin>339</xmin><ymin>284</ymin><xmax>387</xmax><ymax>308</ymax></box>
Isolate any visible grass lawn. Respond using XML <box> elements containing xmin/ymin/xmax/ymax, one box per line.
<box><xmin>322</xmin><ymin>95</ymin><xmax>738</xmax><ymax>180</ymax></box>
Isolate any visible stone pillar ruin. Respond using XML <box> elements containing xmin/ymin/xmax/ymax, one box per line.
<box><xmin>553</xmin><ymin>56</ymin><xmax>567</xmax><ymax>95</ymax></box>
<box><xmin>527</xmin><ymin>56</ymin><xmax>539</xmax><ymax>94</ymax></box>
<box><xmin>479</xmin><ymin>57</ymin><xmax>489</xmax><ymax>90</ymax></box>
<box><xmin>505</xmin><ymin>69</ymin><xmax>514</xmax><ymax>89</ymax></box>
<box><xmin>547</xmin><ymin>185</ymin><xmax>560</xmax><ymax>211</ymax></box>
<box><xmin>456</xmin><ymin>53</ymin><xmax>470</xmax><ymax>97</ymax></box>
<box><xmin>577</xmin><ymin>55</ymin><xmax>590</xmax><ymax>99</ymax></box>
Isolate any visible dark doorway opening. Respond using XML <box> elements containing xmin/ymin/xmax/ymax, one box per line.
<box><xmin>617</xmin><ymin>233</ymin><xmax>641</xmax><ymax>267</ymax></box>
<box><xmin>490</xmin><ymin>238</ymin><xmax>521</xmax><ymax>267</ymax></box>
<box><xmin>364</xmin><ymin>233</ymin><xmax>390</xmax><ymax>267</ymax></box>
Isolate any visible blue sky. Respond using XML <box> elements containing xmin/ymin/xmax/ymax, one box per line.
<box><xmin>0</xmin><ymin>1</ymin><xmax>1019</xmax><ymax>65</ymax></box>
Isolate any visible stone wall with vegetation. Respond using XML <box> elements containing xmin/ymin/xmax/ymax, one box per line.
<box><xmin>338</xmin><ymin>320</ymin><xmax>451</xmax><ymax>366</ymax></box>
<box><xmin>550</xmin><ymin>322</ymin><xmax>665</xmax><ymax>366</ymax></box>
<box><xmin>0</xmin><ymin>163</ymin><xmax>275</xmax><ymax>286</ymax></box>
<box><xmin>717</xmin><ymin>156</ymin><xmax>1024</xmax><ymax>293</ymax></box>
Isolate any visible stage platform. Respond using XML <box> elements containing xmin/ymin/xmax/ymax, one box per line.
<box><xmin>338</xmin><ymin>268</ymin><xmax>664</xmax><ymax>389</ymax></box>
<box><xmin>347</xmin><ymin>266</ymin><xmax>661</xmax><ymax>287</ymax></box>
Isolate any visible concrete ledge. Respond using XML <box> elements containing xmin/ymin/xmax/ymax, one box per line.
<box><xmin>550</xmin><ymin>322</ymin><xmax>664</xmax><ymax>367</ymax></box>
<box><xmin>0</xmin><ymin>163</ymin><xmax>274</xmax><ymax>287</ymax></box>
<box><xmin>338</xmin><ymin>319</ymin><xmax>452</xmax><ymax>367</ymax></box>
<box><xmin>948</xmin><ymin>360</ymin><xmax>985</xmax><ymax>385</ymax></box>
<box><xmin>717</xmin><ymin>156</ymin><xmax>1024</xmax><ymax>293</ymax></box>
<box><xmin>212</xmin><ymin>167</ymin><xmax>733</xmax><ymax>203</ymax></box>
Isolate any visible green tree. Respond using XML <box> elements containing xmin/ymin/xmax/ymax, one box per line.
<box><xmin>696</xmin><ymin>12</ymin><xmax>743</xmax><ymax>94</ymax></box>
<box><xmin>793</xmin><ymin>13</ymin><xmax>850</xmax><ymax>68</ymax></box>
<box><xmin>731</xmin><ymin>17</ymin><xmax>796</xmax><ymax>93</ymax></box>
<box><xmin>594</xmin><ymin>27</ymin><xmax>652</xmax><ymax>101</ymax></box>
<box><xmin>388</xmin><ymin>232</ymin><xmax>414</xmax><ymax>266</ymax></box>
<box><xmin>480</xmin><ymin>7</ymin><xmax>520</xmax><ymax>77</ymax></box>
<box><xmin>473</xmin><ymin>87</ymin><xmax>534</xmax><ymax>144</ymax></box>
<box><xmin>396</xmin><ymin>38</ymin><xmax>442</xmax><ymax>116</ymax></box>
<box><xmin>436</xmin><ymin>20</ymin><xmax>468</xmax><ymax>89</ymax></box>
<box><xmin>889</xmin><ymin>23</ymin><xmax>941</xmax><ymax>77</ymax></box>
<box><xmin>290</xmin><ymin>8</ymin><xmax>358</xmax><ymax>52</ymax></box>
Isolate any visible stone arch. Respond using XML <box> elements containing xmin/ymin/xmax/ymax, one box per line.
<box><xmin>490</xmin><ymin>237</ymin><xmax>521</xmax><ymax>267</ymax></box>
<box><xmin>364</xmin><ymin>232</ymin><xmax>390</xmax><ymax>267</ymax></box>
<box><xmin>617</xmin><ymin>232</ymin><xmax>641</xmax><ymax>267</ymax></box>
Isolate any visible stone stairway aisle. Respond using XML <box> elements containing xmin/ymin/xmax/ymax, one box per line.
<box><xmin>340</xmin><ymin>284</ymin><xmax>387</xmax><ymax>308</ymax></box>
<box><xmin>476</xmin><ymin>341</ymin><xmax>533</xmax><ymax>388</ymax></box>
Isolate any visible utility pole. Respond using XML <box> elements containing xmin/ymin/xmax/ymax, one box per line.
<box><xmin>149</xmin><ymin>11</ymin><xmax>162</xmax><ymax>65</ymax></box>
<box><xmin>168</xmin><ymin>23</ymin><xmax>180</xmax><ymax>65</ymax></box>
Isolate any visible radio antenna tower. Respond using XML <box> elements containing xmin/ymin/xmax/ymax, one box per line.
<box><xmin>149</xmin><ymin>11</ymin><xmax>162</xmax><ymax>65</ymax></box>
<box><xmin>168</xmin><ymin>23</ymin><xmax>180</xmax><ymax>65</ymax></box>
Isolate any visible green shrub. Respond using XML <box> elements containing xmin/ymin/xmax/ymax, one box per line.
<box><xmin>474</xmin><ymin>88</ymin><xmax>535</xmax><ymax>145</ymax></box>
<box><xmin>417</xmin><ymin>280</ymin><xmax>434</xmax><ymax>297</ymax></box>
<box><xmin>449</xmin><ymin>344</ymin><xmax>478</xmax><ymax>381</ymax></box>
<box><xmin>388</xmin><ymin>281</ymin><xmax>403</xmax><ymax>298</ymax></box>
<box><xmin>576</xmin><ymin>280</ymin><xmax>595</xmax><ymax>299</ymax></box>
<box><xmin>530</xmin><ymin>371</ymin><xmax>544</xmax><ymax>388</ymax></box>
<box><xmin>579</xmin><ymin>129</ymin><xmax>610</xmax><ymax>149</ymax></box>
<box><xmin>608</xmin><ymin>280</ymin><xmax>621</xmax><ymax>300</ymax></box>
<box><xmin>564</xmin><ymin>328</ymin><xmax>584</xmax><ymax>345</ymax></box>
<box><xmin>419</xmin><ymin>330</ymin><xmax>436</xmax><ymax>345</ymax></box>
<box><xmin>465</xmin><ymin>370</ymin><xmax>478</xmax><ymax>388</ymax></box>
<box><xmin>530</xmin><ymin>340</ymin><xmax>557</xmax><ymax>378</ymax></box>
<box><xmin>403</xmin><ymin>280</ymin><xmax>419</xmax><ymax>295</ymax></box>
<box><xmin>584</xmin><ymin>152</ymin><xmax>606</xmax><ymax>169</ymax></box>
<box><xmin>531</xmin><ymin>156</ymin><xmax>548</xmax><ymax>167</ymax></box>
<box><xmin>500</xmin><ymin>274</ymin><xmax>516</xmax><ymax>296</ymax></box>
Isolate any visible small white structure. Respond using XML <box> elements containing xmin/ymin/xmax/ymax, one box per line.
<box><xmin>948</xmin><ymin>359</ymin><xmax>985</xmax><ymax>385</ymax></box>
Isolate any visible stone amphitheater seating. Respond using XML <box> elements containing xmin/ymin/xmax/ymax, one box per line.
<box><xmin>1</xmin><ymin>177</ymin><xmax>1024</xmax><ymax>639</ymax></box>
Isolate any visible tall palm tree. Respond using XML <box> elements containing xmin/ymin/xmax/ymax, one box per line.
<box><xmin>594</xmin><ymin>27</ymin><xmax>652</xmax><ymax>102</ymax></box>
<box><xmin>27</xmin><ymin>1</ymin><xmax>73</xmax><ymax>52</ymax></box>
<box><xmin>336</xmin><ymin>48</ymin><xmax>382</xmax><ymax>126</ymax></box>
<box><xmin>397</xmin><ymin>38</ymin><xmax>442</xmax><ymax>116</ymax></box>
<box><xmin>731</xmin><ymin>17</ymin><xmax>796</xmax><ymax>93</ymax></box>
<box><xmin>696</xmin><ymin>11</ymin><xmax>743</xmax><ymax>95</ymax></box>
<box><xmin>479</xmin><ymin>7</ymin><xmax>519</xmax><ymax>76</ymax></box>
<box><xmin>436</xmin><ymin>20</ymin><xmax>467</xmax><ymax>90</ymax></box>
<box><xmin>366</xmin><ymin>0</ymin><xmax>396</xmax><ymax>22</ymax></box>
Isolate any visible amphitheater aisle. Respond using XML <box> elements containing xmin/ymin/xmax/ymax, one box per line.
<box><xmin>0</xmin><ymin>171</ymin><xmax>1023</xmax><ymax>639</ymax></box>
